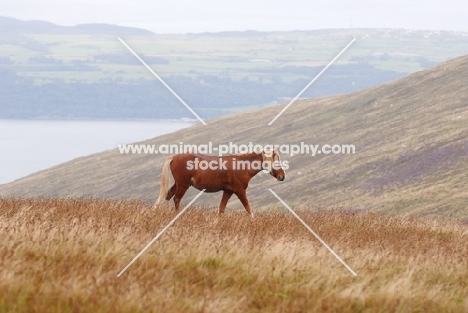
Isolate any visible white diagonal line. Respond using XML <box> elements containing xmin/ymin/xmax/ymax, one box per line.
<box><xmin>268</xmin><ymin>189</ymin><xmax>357</xmax><ymax>276</ymax></box>
<box><xmin>117</xmin><ymin>189</ymin><xmax>205</xmax><ymax>277</ymax></box>
<box><xmin>268</xmin><ymin>38</ymin><xmax>356</xmax><ymax>125</ymax></box>
<box><xmin>118</xmin><ymin>37</ymin><xmax>207</xmax><ymax>126</ymax></box>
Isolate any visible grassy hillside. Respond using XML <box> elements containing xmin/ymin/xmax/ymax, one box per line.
<box><xmin>1</xmin><ymin>55</ymin><xmax>467</xmax><ymax>220</ymax></box>
<box><xmin>1</xmin><ymin>198</ymin><xmax>467</xmax><ymax>312</ymax></box>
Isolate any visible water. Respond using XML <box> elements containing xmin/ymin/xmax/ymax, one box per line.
<box><xmin>0</xmin><ymin>120</ymin><xmax>193</xmax><ymax>184</ymax></box>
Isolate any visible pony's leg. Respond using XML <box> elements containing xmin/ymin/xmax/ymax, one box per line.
<box><xmin>166</xmin><ymin>184</ymin><xmax>176</xmax><ymax>200</ymax></box>
<box><xmin>173</xmin><ymin>183</ymin><xmax>190</xmax><ymax>210</ymax></box>
<box><xmin>218</xmin><ymin>191</ymin><xmax>233</xmax><ymax>214</ymax></box>
<box><xmin>235</xmin><ymin>190</ymin><xmax>254</xmax><ymax>218</ymax></box>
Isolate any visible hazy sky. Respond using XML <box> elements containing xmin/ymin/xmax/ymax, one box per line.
<box><xmin>3</xmin><ymin>0</ymin><xmax>468</xmax><ymax>33</ymax></box>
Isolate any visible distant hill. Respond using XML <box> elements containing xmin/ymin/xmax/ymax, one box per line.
<box><xmin>2</xmin><ymin>55</ymin><xmax>467</xmax><ymax>221</ymax></box>
<box><xmin>2</xmin><ymin>16</ymin><xmax>468</xmax><ymax>119</ymax></box>
<box><xmin>0</xmin><ymin>16</ymin><xmax>153</xmax><ymax>35</ymax></box>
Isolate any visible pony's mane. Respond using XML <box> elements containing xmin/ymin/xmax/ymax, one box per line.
<box><xmin>231</xmin><ymin>151</ymin><xmax>262</xmax><ymax>157</ymax></box>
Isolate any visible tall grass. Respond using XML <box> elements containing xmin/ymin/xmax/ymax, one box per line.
<box><xmin>0</xmin><ymin>198</ymin><xmax>467</xmax><ymax>312</ymax></box>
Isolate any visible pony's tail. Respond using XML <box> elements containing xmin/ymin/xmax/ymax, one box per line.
<box><xmin>154</xmin><ymin>156</ymin><xmax>174</xmax><ymax>208</ymax></box>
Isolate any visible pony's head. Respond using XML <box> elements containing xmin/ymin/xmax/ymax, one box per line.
<box><xmin>261</xmin><ymin>147</ymin><xmax>285</xmax><ymax>181</ymax></box>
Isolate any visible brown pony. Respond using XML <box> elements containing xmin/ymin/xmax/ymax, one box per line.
<box><xmin>154</xmin><ymin>149</ymin><xmax>285</xmax><ymax>217</ymax></box>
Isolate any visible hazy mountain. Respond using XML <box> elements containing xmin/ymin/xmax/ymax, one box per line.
<box><xmin>0</xmin><ymin>16</ymin><xmax>153</xmax><ymax>35</ymax></box>
<box><xmin>2</xmin><ymin>16</ymin><xmax>468</xmax><ymax>119</ymax></box>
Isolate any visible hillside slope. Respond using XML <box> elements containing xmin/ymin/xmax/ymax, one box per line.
<box><xmin>1</xmin><ymin>55</ymin><xmax>468</xmax><ymax>220</ymax></box>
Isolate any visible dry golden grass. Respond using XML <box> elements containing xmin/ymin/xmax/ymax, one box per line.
<box><xmin>1</xmin><ymin>198</ymin><xmax>467</xmax><ymax>313</ymax></box>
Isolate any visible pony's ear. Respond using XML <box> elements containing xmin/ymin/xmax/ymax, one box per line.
<box><xmin>273</xmin><ymin>146</ymin><xmax>279</xmax><ymax>153</ymax></box>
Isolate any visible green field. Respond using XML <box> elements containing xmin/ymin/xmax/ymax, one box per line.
<box><xmin>5</xmin><ymin>29</ymin><xmax>468</xmax><ymax>84</ymax></box>
<box><xmin>2</xmin><ymin>17</ymin><xmax>468</xmax><ymax>119</ymax></box>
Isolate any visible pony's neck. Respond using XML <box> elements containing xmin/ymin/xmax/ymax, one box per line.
<box><xmin>237</xmin><ymin>152</ymin><xmax>263</xmax><ymax>179</ymax></box>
